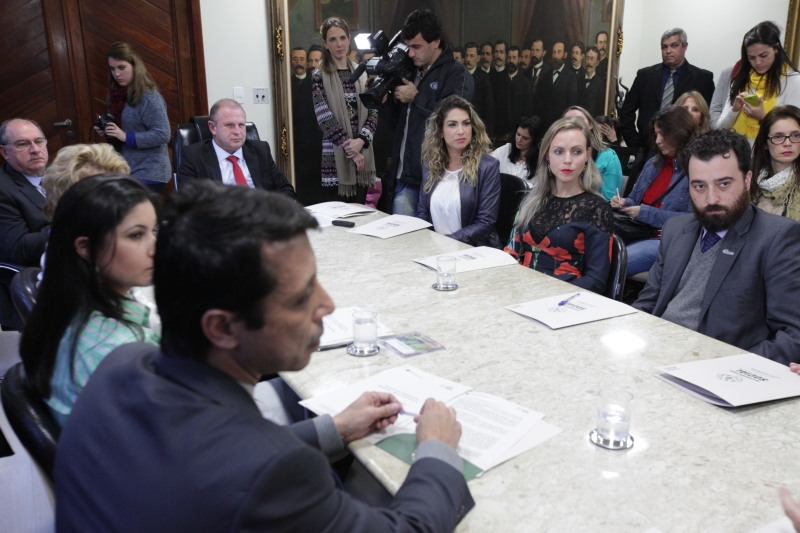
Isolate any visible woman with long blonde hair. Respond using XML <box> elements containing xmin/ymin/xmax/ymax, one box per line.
<box><xmin>505</xmin><ymin>118</ymin><xmax>614</xmax><ymax>293</ymax></box>
<box><xmin>415</xmin><ymin>95</ymin><xmax>501</xmax><ymax>247</ymax></box>
<box><xmin>563</xmin><ymin>105</ymin><xmax>623</xmax><ymax>200</ymax></box>
<box><xmin>675</xmin><ymin>91</ymin><xmax>711</xmax><ymax>132</ymax></box>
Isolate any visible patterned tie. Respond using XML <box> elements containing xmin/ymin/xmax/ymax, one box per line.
<box><xmin>225</xmin><ymin>155</ymin><xmax>249</xmax><ymax>187</ymax></box>
<box><xmin>701</xmin><ymin>231</ymin><xmax>721</xmax><ymax>253</ymax></box>
<box><xmin>661</xmin><ymin>69</ymin><xmax>676</xmax><ymax>109</ymax></box>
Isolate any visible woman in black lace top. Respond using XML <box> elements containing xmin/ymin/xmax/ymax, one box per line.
<box><xmin>504</xmin><ymin>118</ymin><xmax>614</xmax><ymax>294</ymax></box>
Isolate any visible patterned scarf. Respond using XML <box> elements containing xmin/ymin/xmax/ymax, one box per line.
<box><xmin>109</xmin><ymin>83</ymin><xmax>128</xmax><ymax>127</ymax></box>
<box><xmin>758</xmin><ymin>166</ymin><xmax>800</xmax><ymax>221</ymax></box>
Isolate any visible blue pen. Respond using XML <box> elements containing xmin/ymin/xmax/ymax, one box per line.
<box><xmin>558</xmin><ymin>293</ymin><xmax>580</xmax><ymax>306</ymax></box>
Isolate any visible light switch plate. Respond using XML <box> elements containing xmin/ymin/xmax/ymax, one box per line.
<box><xmin>233</xmin><ymin>86</ymin><xmax>244</xmax><ymax>103</ymax></box>
<box><xmin>253</xmin><ymin>87</ymin><xmax>269</xmax><ymax>104</ymax></box>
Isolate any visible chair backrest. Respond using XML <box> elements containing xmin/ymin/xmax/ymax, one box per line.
<box><xmin>190</xmin><ymin>116</ymin><xmax>260</xmax><ymax>142</ymax></box>
<box><xmin>1</xmin><ymin>363</ymin><xmax>60</xmax><ymax>479</ymax></box>
<box><xmin>609</xmin><ymin>145</ymin><xmax>639</xmax><ymax>177</ymax></box>
<box><xmin>605</xmin><ymin>234</ymin><xmax>628</xmax><ymax>301</ymax></box>
<box><xmin>496</xmin><ymin>173</ymin><xmax>529</xmax><ymax>247</ymax></box>
<box><xmin>10</xmin><ymin>267</ymin><xmax>41</xmax><ymax>324</ymax></box>
<box><xmin>0</xmin><ymin>262</ymin><xmax>23</xmax><ymax>285</ymax></box>
<box><xmin>172</xmin><ymin>122</ymin><xmax>199</xmax><ymax>173</ymax></box>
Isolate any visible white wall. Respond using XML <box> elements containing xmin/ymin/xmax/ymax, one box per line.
<box><xmin>199</xmin><ymin>0</ymin><xmax>276</xmax><ymax>148</ymax></box>
<box><xmin>619</xmin><ymin>0</ymin><xmax>790</xmax><ymax>91</ymax></box>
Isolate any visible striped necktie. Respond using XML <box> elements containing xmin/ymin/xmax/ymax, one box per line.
<box><xmin>661</xmin><ymin>69</ymin><xmax>676</xmax><ymax>109</ymax></box>
<box><xmin>701</xmin><ymin>231</ymin><xmax>721</xmax><ymax>253</ymax></box>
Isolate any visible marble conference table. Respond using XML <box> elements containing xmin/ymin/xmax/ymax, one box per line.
<box><xmin>281</xmin><ymin>210</ymin><xmax>800</xmax><ymax>533</ymax></box>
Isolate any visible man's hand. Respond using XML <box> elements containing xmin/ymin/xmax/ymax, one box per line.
<box><xmin>415</xmin><ymin>398</ymin><xmax>461</xmax><ymax>449</ymax></box>
<box><xmin>104</xmin><ymin>123</ymin><xmax>127</xmax><ymax>142</ymax></box>
<box><xmin>620</xmin><ymin>205</ymin><xmax>641</xmax><ymax>219</ymax></box>
<box><xmin>781</xmin><ymin>487</ymin><xmax>800</xmax><ymax>532</ymax></box>
<box><xmin>333</xmin><ymin>391</ymin><xmax>401</xmax><ymax>444</ymax></box>
<box><xmin>343</xmin><ymin>138</ymin><xmax>365</xmax><ymax>157</ymax></box>
<box><xmin>394</xmin><ymin>78</ymin><xmax>418</xmax><ymax>104</ymax></box>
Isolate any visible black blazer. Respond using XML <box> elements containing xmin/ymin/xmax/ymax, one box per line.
<box><xmin>0</xmin><ymin>163</ymin><xmax>49</xmax><ymax>266</ymax></box>
<box><xmin>471</xmin><ymin>68</ymin><xmax>495</xmax><ymax>137</ymax></box>
<box><xmin>580</xmin><ymin>74</ymin><xmax>606</xmax><ymax>118</ymax></box>
<box><xmin>55</xmin><ymin>344</ymin><xmax>474</xmax><ymax>532</ymax></box>
<box><xmin>503</xmin><ymin>73</ymin><xmax>534</xmax><ymax>138</ymax></box>
<box><xmin>528</xmin><ymin>63</ymin><xmax>552</xmax><ymax>96</ymax></box>
<box><xmin>571</xmin><ymin>66</ymin><xmax>587</xmax><ymax>101</ymax></box>
<box><xmin>177</xmin><ymin>139</ymin><xmax>296</xmax><ymax>199</ymax></box>
<box><xmin>619</xmin><ymin>60</ymin><xmax>715</xmax><ymax>148</ymax></box>
<box><xmin>535</xmin><ymin>65</ymin><xmax>578</xmax><ymax>128</ymax></box>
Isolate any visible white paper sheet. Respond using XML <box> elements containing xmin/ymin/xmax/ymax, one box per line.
<box><xmin>318</xmin><ymin>307</ymin><xmax>393</xmax><ymax>349</ymax></box>
<box><xmin>310</xmin><ymin>212</ymin><xmax>334</xmax><ymax>227</ymax></box>
<box><xmin>412</xmin><ymin>246</ymin><xmax>518</xmax><ymax>273</ymax></box>
<box><xmin>749</xmin><ymin>517</ymin><xmax>795</xmax><ymax>533</ymax></box>
<box><xmin>482</xmin><ymin>420</ymin><xmax>563</xmax><ymax>473</ymax></box>
<box><xmin>305</xmin><ymin>202</ymin><xmax>375</xmax><ymax>219</ymax></box>
<box><xmin>347</xmin><ymin>215</ymin><xmax>432</xmax><ymax>239</ymax></box>
<box><xmin>655</xmin><ymin>353</ymin><xmax>800</xmax><ymax>407</ymax></box>
<box><xmin>505</xmin><ymin>291</ymin><xmax>637</xmax><ymax>329</ymax></box>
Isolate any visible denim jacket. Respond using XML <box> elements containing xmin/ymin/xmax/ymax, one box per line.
<box><xmin>624</xmin><ymin>156</ymin><xmax>691</xmax><ymax>228</ymax></box>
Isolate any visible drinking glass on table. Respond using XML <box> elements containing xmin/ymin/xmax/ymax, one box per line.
<box><xmin>347</xmin><ymin>310</ymin><xmax>380</xmax><ymax>356</ymax></box>
<box><xmin>433</xmin><ymin>256</ymin><xmax>458</xmax><ymax>291</ymax></box>
<box><xmin>590</xmin><ymin>389</ymin><xmax>634</xmax><ymax>450</ymax></box>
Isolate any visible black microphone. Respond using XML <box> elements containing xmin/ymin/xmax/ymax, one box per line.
<box><xmin>348</xmin><ymin>62</ymin><xmax>367</xmax><ymax>84</ymax></box>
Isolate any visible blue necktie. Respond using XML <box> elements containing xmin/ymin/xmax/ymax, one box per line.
<box><xmin>701</xmin><ymin>231</ymin><xmax>721</xmax><ymax>253</ymax></box>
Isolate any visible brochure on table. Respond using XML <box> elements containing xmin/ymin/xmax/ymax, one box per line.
<box><xmin>300</xmin><ymin>365</ymin><xmax>562</xmax><ymax>480</ymax></box>
<box><xmin>318</xmin><ymin>307</ymin><xmax>394</xmax><ymax>350</ymax></box>
<box><xmin>656</xmin><ymin>353</ymin><xmax>800</xmax><ymax>407</ymax></box>
<box><xmin>412</xmin><ymin>246</ymin><xmax>518</xmax><ymax>273</ymax></box>
<box><xmin>348</xmin><ymin>215</ymin><xmax>432</xmax><ymax>239</ymax></box>
<box><xmin>505</xmin><ymin>291</ymin><xmax>637</xmax><ymax>329</ymax></box>
<box><xmin>749</xmin><ymin>517</ymin><xmax>795</xmax><ymax>533</ymax></box>
<box><xmin>305</xmin><ymin>202</ymin><xmax>375</xmax><ymax>219</ymax></box>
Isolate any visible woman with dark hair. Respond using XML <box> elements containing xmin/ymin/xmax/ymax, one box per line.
<box><xmin>563</xmin><ymin>106</ymin><xmax>623</xmax><ymax>200</ymax></box>
<box><xmin>94</xmin><ymin>42</ymin><xmax>171</xmax><ymax>193</ymax></box>
<box><xmin>490</xmin><ymin>116</ymin><xmax>542</xmax><ymax>184</ymax></box>
<box><xmin>505</xmin><ymin>118</ymin><xmax>614</xmax><ymax>294</ymax></box>
<box><xmin>595</xmin><ymin>115</ymin><xmax>622</xmax><ymax>146</ymax></box>
<box><xmin>751</xmin><ymin>105</ymin><xmax>800</xmax><ymax>221</ymax></box>
<box><xmin>19</xmin><ymin>174</ymin><xmax>159</xmax><ymax>426</ymax></box>
<box><xmin>416</xmin><ymin>95</ymin><xmax>501</xmax><ymax>247</ymax></box>
<box><xmin>311</xmin><ymin>17</ymin><xmax>377</xmax><ymax>202</ymax></box>
<box><xmin>717</xmin><ymin>22</ymin><xmax>800</xmax><ymax>144</ymax></box>
<box><xmin>611</xmin><ymin>106</ymin><xmax>698</xmax><ymax>275</ymax></box>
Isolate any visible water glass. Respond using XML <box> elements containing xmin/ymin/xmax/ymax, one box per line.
<box><xmin>348</xmin><ymin>310</ymin><xmax>379</xmax><ymax>356</ymax></box>
<box><xmin>590</xmin><ymin>389</ymin><xmax>633</xmax><ymax>450</ymax></box>
<box><xmin>433</xmin><ymin>256</ymin><xmax>458</xmax><ymax>291</ymax></box>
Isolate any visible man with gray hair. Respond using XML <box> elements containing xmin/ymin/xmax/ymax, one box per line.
<box><xmin>620</xmin><ymin>28</ymin><xmax>715</xmax><ymax>152</ymax></box>
<box><xmin>177</xmin><ymin>98</ymin><xmax>296</xmax><ymax>198</ymax></box>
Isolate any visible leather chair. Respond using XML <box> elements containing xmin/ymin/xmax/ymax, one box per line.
<box><xmin>10</xmin><ymin>267</ymin><xmax>41</xmax><ymax>324</ymax></box>
<box><xmin>1</xmin><ymin>363</ymin><xmax>60</xmax><ymax>479</ymax></box>
<box><xmin>496</xmin><ymin>173</ymin><xmax>529</xmax><ymax>247</ymax></box>
<box><xmin>0</xmin><ymin>262</ymin><xmax>24</xmax><ymax>330</ymax></box>
<box><xmin>605</xmin><ymin>234</ymin><xmax>628</xmax><ymax>301</ymax></box>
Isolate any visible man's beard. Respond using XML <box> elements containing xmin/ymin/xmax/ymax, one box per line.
<box><xmin>551</xmin><ymin>58</ymin><xmax>564</xmax><ymax>67</ymax></box>
<box><xmin>692</xmin><ymin>187</ymin><xmax>750</xmax><ymax>232</ymax></box>
<box><xmin>507</xmin><ymin>62</ymin><xmax>518</xmax><ymax>74</ymax></box>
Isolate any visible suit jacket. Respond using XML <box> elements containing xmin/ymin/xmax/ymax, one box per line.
<box><xmin>416</xmin><ymin>154</ymin><xmax>502</xmax><ymax>248</ymax></box>
<box><xmin>633</xmin><ymin>206</ymin><xmax>800</xmax><ymax>365</ymax></box>
<box><xmin>497</xmin><ymin>72</ymin><xmax>534</xmax><ymax>139</ymax></box>
<box><xmin>535</xmin><ymin>65</ymin><xmax>578</xmax><ymax>129</ymax></box>
<box><xmin>528</xmin><ymin>63</ymin><xmax>552</xmax><ymax>96</ymax></box>
<box><xmin>471</xmin><ymin>68</ymin><xmax>495</xmax><ymax>137</ymax></box>
<box><xmin>55</xmin><ymin>344</ymin><xmax>474</xmax><ymax>532</ymax></box>
<box><xmin>580</xmin><ymin>74</ymin><xmax>606</xmax><ymax>117</ymax></box>
<box><xmin>571</xmin><ymin>66</ymin><xmax>587</xmax><ymax>101</ymax></box>
<box><xmin>177</xmin><ymin>139</ymin><xmax>296</xmax><ymax>199</ymax></box>
<box><xmin>619</xmin><ymin>60</ymin><xmax>715</xmax><ymax>148</ymax></box>
<box><xmin>0</xmin><ymin>163</ymin><xmax>49</xmax><ymax>266</ymax></box>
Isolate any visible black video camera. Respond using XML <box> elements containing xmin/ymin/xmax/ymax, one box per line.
<box><xmin>95</xmin><ymin>114</ymin><xmax>116</xmax><ymax>130</ymax></box>
<box><xmin>349</xmin><ymin>30</ymin><xmax>416</xmax><ymax>110</ymax></box>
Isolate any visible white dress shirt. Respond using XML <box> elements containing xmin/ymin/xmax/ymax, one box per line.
<box><xmin>490</xmin><ymin>143</ymin><xmax>531</xmax><ymax>182</ymax></box>
<box><xmin>212</xmin><ymin>139</ymin><xmax>255</xmax><ymax>188</ymax></box>
<box><xmin>430</xmin><ymin>169</ymin><xmax>462</xmax><ymax>236</ymax></box>
<box><xmin>23</xmin><ymin>174</ymin><xmax>45</xmax><ymax>196</ymax></box>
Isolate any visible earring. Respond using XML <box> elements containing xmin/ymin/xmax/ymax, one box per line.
<box><xmin>547</xmin><ymin>163</ymin><xmax>552</xmax><ymax>175</ymax></box>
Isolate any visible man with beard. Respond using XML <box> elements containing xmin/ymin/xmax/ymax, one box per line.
<box><xmin>634</xmin><ymin>129</ymin><xmax>800</xmax><ymax>365</ymax></box>
<box><xmin>494</xmin><ymin>46</ymin><xmax>533</xmax><ymax>141</ymax></box>
<box><xmin>479</xmin><ymin>42</ymin><xmax>493</xmax><ymax>74</ymax></box>
<box><xmin>528</xmin><ymin>39</ymin><xmax>550</xmax><ymax>94</ymax></box>
<box><xmin>534</xmin><ymin>40</ymin><xmax>577</xmax><ymax>129</ymax></box>
<box><xmin>290</xmin><ymin>47</ymin><xmax>323</xmax><ymax>204</ymax></box>
<box><xmin>580</xmin><ymin>46</ymin><xmax>605</xmax><ymax>117</ymax></box>
<box><xmin>307</xmin><ymin>45</ymin><xmax>323</xmax><ymax>71</ymax></box>
<box><xmin>465</xmin><ymin>42</ymin><xmax>494</xmax><ymax>137</ymax></box>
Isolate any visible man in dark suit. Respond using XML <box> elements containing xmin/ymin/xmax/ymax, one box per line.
<box><xmin>619</xmin><ymin>28</ymin><xmax>715</xmax><ymax>150</ymax></box>
<box><xmin>535</xmin><ymin>41</ymin><xmax>577</xmax><ymax>129</ymax></box>
<box><xmin>55</xmin><ymin>181</ymin><xmax>474</xmax><ymax>532</ymax></box>
<box><xmin>595</xmin><ymin>31</ymin><xmax>609</xmax><ymax>79</ymax></box>
<box><xmin>494</xmin><ymin>46</ymin><xmax>534</xmax><ymax>141</ymax></box>
<box><xmin>465</xmin><ymin>42</ymin><xmax>494</xmax><ymax>137</ymax></box>
<box><xmin>290</xmin><ymin>48</ymin><xmax>324</xmax><ymax>205</ymax></box>
<box><xmin>634</xmin><ymin>130</ymin><xmax>800</xmax><ymax>366</ymax></box>
<box><xmin>177</xmin><ymin>99</ymin><xmax>296</xmax><ymax>198</ymax></box>
<box><xmin>570</xmin><ymin>41</ymin><xmax>587</xmax><ymax>102</ymax></box>
<box><xmin>0</xmin><ymin>118</ymin><xmax>50</xmax><ymax>267</ymax></box>
<box><xmin>528</xmin><ymin>39</ymin><xmax>551</xmax><ymax>96</ymax></box>
<box><xmin>580</xmin><ymin>46</ymin><xmax>606</xmax><ymax>117</ymax></box>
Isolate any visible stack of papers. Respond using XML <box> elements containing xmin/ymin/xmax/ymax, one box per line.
<box><xmin>306</xmin><ymin>202</ymin><xmax>376</xmax><ymax>227</ymax></box>
<box><xmin>348</xmin><ymin>215</ymin><xmax>432</xmax><ymax>239</ymax></box>
<box><xmin>318</xmin><ymin>307</ymin><xmax>393</xmax><ymax>350</ymax></box>
<box><xmin>300</xmin><ymin>365</ymin><xmax>562</xmax><ymax>479</ymax></box>
<box><xmin>656</xmin><ymin>353</ymin><xmax>800</xmax><ymax>407</ymax></box>
<box><xmin>412</xmin><ymin>246</ymin><xmax>518</xmax><ymax>273</ymax></box>
<box><xmin>506</xmin><ymin>291</ymin><xmax>637</xmax><ymax>329</ymax></box>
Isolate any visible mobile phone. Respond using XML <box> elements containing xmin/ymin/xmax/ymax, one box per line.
<box><xmin>331</xmin><ymin>219</ymin><xmax>355</xmax><ymax>228</ymax></box>
<box><xmin>743</xmin><ymin>94</ymin><xmax>760</xmax><ymax>106</ymax></box>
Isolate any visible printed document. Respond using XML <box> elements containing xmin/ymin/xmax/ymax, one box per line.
<box><xmin>412</xmin><ymin>246</ymin><xmax>518</xmax><ymax>273</ymax></box>
<box><xmin>305</xmin><ymin>202</ymin><xmax>375</xmax><ymax>219</ymax></box>
<box><xmin>506</xmin><ymin>291</ymin><xmax>636</xmax><ymax>329</ymax></box>
<box><xmin>318</xmin><ymin>307</ymin><xmax>393</xmax><ymax>349</ymax></box>
<box><xmin>348</xmin><ymin>215</ymin><xmax>432</xmax><ymax>239</ymax></box>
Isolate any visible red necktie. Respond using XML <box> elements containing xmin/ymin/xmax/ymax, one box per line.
<box><xmin>226</xmin><ymin>155</ymin><xmax>249</xmax><ymax>187</ymax></box>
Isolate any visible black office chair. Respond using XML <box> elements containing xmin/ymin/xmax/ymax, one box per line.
<box><xmin>10</xmin><ymin>267</ymin><xmax>41</xmax><ymax>324</ymax></box>
<box><xmin>496</xmin><ymin>173</ymin><xmax>529</xmax><ymax>246</ymax></box>
<box><xmin>1</xmin><ymin>363</ymin><xmax>61</xmax><ymax>479</ymax></box>
<box><xmin>605</xmin><ymin>234</ymin><xmax>628</xmax><ymax>301</ymax></box>
<box><xmin>0</xmin><ymin>262</ymin><xmax>24</xmax><ymax>330</ymax></box>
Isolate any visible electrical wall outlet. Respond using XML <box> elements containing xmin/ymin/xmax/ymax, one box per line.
<box><xmin>253</xmin><ymin>87</ymin><xmax>269</xmax><ymax>104</ymax></box>
<box><xmin>233</xmin><ymin>86</ymin><xmax>244</xmax><ymax>104</ymax></box>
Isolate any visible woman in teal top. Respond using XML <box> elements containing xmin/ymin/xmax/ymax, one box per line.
<box><xmin>20</xmin><ymin>174</ymin><xmax>159</xmax><ymax>426</ymax></box>
<box><xmin>563</xmin><ymin>106</ymin><xmax>623</xmax><ymax>201</ymax></box>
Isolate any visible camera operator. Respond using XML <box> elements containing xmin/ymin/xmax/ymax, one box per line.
<box><xmin>383</xmin><ymin>9</ymin><xmax>474</xmax><ymax>215</ymax></box>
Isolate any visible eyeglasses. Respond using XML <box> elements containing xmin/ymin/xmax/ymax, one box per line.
<box><xmin>767</xmin><ymin>132</ymin><xmax>800</xmax><ymax>145</ymax></box>
<box><xmin>3</xmin><ymin>138</ymin><xmax>47</xmax><ymax>150</ymax></box>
